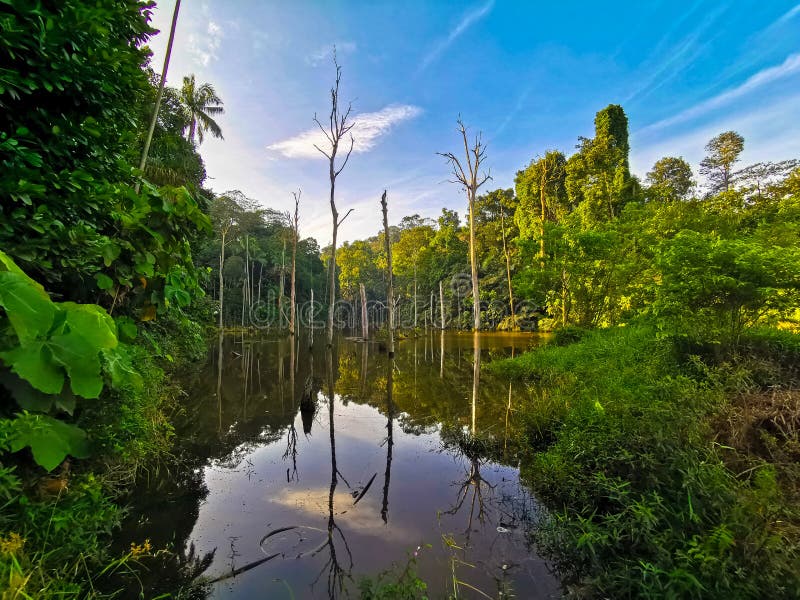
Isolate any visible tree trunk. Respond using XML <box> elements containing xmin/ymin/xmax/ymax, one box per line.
<box><xmin>218</xmin><ymin>230</ymin><xmax>226</xmax><ymax>329</ymax></box>
<box><xmin>327</xmin><ymin>198</ymin><xmax>338</xmax><ymax>346</ymax></box>
<box><xmin>257</xmin><ymin>262</ymin><xmax>262</xmax><ymax>306</ymax></box>
<box><xmin>137</xmin><ymin>0</ymin><xmax>181</xmax><ymax>192</ymax></box>
<box><xmin>413</xmin><ymin>264</ymin><xmax>418</xmax><ymax>330</ymax></box>
<box><xmin>381</xmin><ymin>191</ymin><xmax>395</xmax><ymax>357</ymax></box>
<box><xmin>439</xmin><ymin>279</ymin><xmax>445</xmax><ymax>330</ymax></box>
<box><xmin>468</xmin><ymin>190</ymin><xmax>480</xmax><ymax>331</ymax></box>
<box><xmin>290</xmin><ymin>193</ymin><xmax>299</xmax><ymax>336</ymax></box>
<box><xmin>279</xmin><ymin>237</ymin><xmax>286</xmax><ymax>329</ymax></box>
<box><xmin>500</xmin><ymin>206</ymin><xmax>515</xmax><ymax>327</ymax></box>
<box><xmin>360</xmin><ymin>283</ymin><xmax>368</xmax><ymax>339</ymax></box>
<box><xmin>309</xmin><ymin>288</ymin><xmax>315</xmax><ymax>349</ymax></box>
<box><xmin>244</xmin><ymin>234</ymin><xmax>250</xmax><ymax>327</ymax></box>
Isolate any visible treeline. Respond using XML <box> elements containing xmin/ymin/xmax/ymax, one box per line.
<box><xmin>338</xmin><ymin>104</ymin><xmax>799</xmax><ymax>341</ymax></box>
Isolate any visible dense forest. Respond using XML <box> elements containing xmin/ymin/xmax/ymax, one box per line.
<box><xmin>1</xmin><ymin>1</ymin><xmax>799</xmax><ymax>598</ymax></box>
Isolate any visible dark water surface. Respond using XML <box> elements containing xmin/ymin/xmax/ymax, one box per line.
<box><xmin>116</xmin><ymin>332</ymin><xmax>559</xmax><ymax>599</ymax></box>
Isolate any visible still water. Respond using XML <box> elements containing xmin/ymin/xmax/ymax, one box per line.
<box><xmin>116</xmin><ymin>331</ymin><xmax>559</xmax><ymax>599</ymax></box>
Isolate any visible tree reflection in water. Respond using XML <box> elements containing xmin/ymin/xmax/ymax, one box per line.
<box><xmin>443</xmin><ymin>335</ymin><xmax>496</xmax><ymax>541</ymax></box>
<box><xmin>381</xmin><ymin>353</ymin><xmax>394</xmax><ymax>523</ymax></box>
<box><xmin>311</xmin><ymin>348</ymin><xmax>353</xmax><ymax>598</ymax></box>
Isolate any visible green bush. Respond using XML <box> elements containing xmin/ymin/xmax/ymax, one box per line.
<box><xmin>495</xmin><ymin>325</ymin><xmax>800</xmax><ymax>598</ymax></box>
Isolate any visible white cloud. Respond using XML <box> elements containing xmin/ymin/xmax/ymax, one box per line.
<box><xmin>188</xmin><ymin>20</ymin><xmax>224</xmax><ymax>67</ymax></box>
<box><xmin>266</xmin><ymin>104</ymin><xmax>423</xmax><ymax>159</ymax></box>
<box><xmin>419</xmin><ymin>0</ymin><xmax>494</xmax><ymax>72</ymax></box>
<box><xmin>306</xmin><ymin>41</ymin><xmax>357</xmax><ymax>66</ymax></box>
<box><xmin>639</xmin><ymin>53</ymin><xmax>800</xmax><ymax>134</ymax></box>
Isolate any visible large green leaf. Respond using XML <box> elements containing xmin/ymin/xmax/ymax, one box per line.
<box><xmin>0</xmin><ymin>271</ymin><xmax>56</xmax><ymax>343</ymax></box>
<box><xmin>102</xmin><ymin>346</ymin><xmax>142</xmax><ymax>391</ymax></box>
<box><xmin>0</xmin><ymin>342</ymin><xmax>64</xmax><ymax>394</ymax></box>
<box><xmin>61</xmin><ymin>302</ymin><xmax>118</xmax><ymax>349</ymax></box>
<box><xmin>47</xmin><ymin>332</ymin><xmax>103</xmax><ymax>399</ymax></box>
<box><xmin>7</xmin><ymin>413</ymin><xmax>90</xmax><ymax>472</ymax></box>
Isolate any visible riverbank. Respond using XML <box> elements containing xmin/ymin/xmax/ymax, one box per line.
<box><xmin>490</xmin><ymin>324</ymin><xmax>800</xmax><ymax>598</ymax></box>
<box><xmin>0</xmin><ymin>309</ymin><xmax>211</xmax><ymax>598</ymax></box>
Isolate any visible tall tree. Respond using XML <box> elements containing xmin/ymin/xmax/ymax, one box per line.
<box><xmin>180</xmin><ymin>74</ymin><xmax>224</xmax><ymax>144</ymax></box>
<box><xmin>137</xmin><ymin>0</ymin><xmax>180</xmax><ymax>189</ymax></box>
<box><xmin>645</xmin><ymin>156</ymin><xmax>694</xmax><ymax>202</ymax></box>
<box><xmin>314</xmin><ymin>51</ymin><xmax>355</xmax><ymax>345</ymax></box>
<box><xmin>700</xmin><ymin>131</ymin><xmax>744</xmax><ymax>194</ymax></box>
<box><xmin>566</xmin><ymin>104</ymin><xmax>633</xmax><ymax>225</ymax></box>
<box><xmin>439</xmin><ymin>119</ymin><xmax>491</xmax><ymax>331</ymax></box>
<box><xmin>515</xmin><ymin>150</ymin><xmax>568</xmax><ymax>259</ymax></box>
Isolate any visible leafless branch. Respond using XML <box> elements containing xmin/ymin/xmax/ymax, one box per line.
<box><xmin>337</xmin><ymin>208</ymin><xmax>354</xmax><ymax>227</ymax></box>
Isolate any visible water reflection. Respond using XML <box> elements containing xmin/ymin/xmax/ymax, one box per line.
<box><xmin>109</xmin><ymin>331</ymin><xmax>558</xmax><ymax>599</ymax></box>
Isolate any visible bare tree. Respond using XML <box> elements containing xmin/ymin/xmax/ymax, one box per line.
<box><xmin>289</xmin><ymin>190</ymin><xmax>300</xmax><ymax>336</ymax></box>
<box><xmin>380</xmin><ymin>191</ymin><xmax>395</xmax><ymax>357</ymax></box>
<box><xmin>439</xmin><ymin>119</ymin><xmax>491</xmax><ymax>331</ymax></box>
<box><xmin>314</xmin><ymin>50</ymin><xmax>355</xmax><ymax>346</ymax></box>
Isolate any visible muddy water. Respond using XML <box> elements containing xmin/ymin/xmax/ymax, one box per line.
<box><xmin>116</xmin><ymin>331</ymin><xmax>559</xmax><ymax>599</ymax></box>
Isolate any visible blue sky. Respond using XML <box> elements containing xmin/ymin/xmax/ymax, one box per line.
<box><xmin>147</xmin><ymin>1</ymin><xmax>800</xmax><ymax>244</ymax></box>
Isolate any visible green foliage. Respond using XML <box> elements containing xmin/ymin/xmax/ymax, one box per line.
<box><xmin>0</xmin><ymin>251</ymin><xmax>147</xmax><ymax>472</ymax></box>
<box><xmin>700</xmin><ymin>131</ymin><xmax>745</xmax><ymax>194</ymax></box>
<box><xmin>646</xmin><ymin>156</ymin><xmax>695</xmax><ymax>202</ymax></box>
<box><xmin>493</xmin><ymin>326</ymin><xmax>800</xmax><ymax>598</ymax></box>
<box><xmin>0</xmin><ymin>0</ymin><xmax>210</xmax><ymax>315</ymax></box>
<box><xmin>653</xmin><ymin>230</ymin><xmax>800</xmax><ymax>346</ymax></box>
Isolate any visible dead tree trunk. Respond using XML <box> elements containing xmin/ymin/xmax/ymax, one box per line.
<box><xmin>439</xmin><ymin>279</ymin><xmax>446</xmax><ymax>330</ymax></box>
<box><xmin>360</xmin><ymin>283</ymin><xmax>368</xmax><ymax>339</ymax></box>
<box><xmin>290</xmin><ymin>190</ymin><xmax>300</xmax><ymax>336</ymax></box>
<box><xmin>314</xmin><ymin>51</ymin><xmax>355</xmax><ymax>346</ymax></box>
<box><xmin>439</xmin><ymin>119</ymin><xmax>491</xmax><ymax>331</ymax></box>
<box><xmin>380</xmin><ymin>190</ymin><xmax>395</xmax><ymax>357</ymax></box>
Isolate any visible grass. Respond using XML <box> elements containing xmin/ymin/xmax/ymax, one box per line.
<box><xmin>490</xmin><ymin>324</ymin><xmax>800</xmax><ymax>598</ymax></box>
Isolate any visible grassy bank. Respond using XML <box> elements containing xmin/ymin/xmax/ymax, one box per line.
<box><xmin>490</xmin><ymin>325</ymin><xmax>800</xmax><ymax>598</ymax></box>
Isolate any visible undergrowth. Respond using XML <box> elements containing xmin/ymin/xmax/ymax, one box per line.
<box><xmin>0</xmin><ymin>310</ymin><xmax>210</xmax><ymax>598</ymax></box>
<box><xmin>490</xmin><ymin>324</ymin><xmax>800</xmax><ymax>598</ymax></box>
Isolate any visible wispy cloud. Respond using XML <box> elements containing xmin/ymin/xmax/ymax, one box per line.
<box><xmin>418</xmin><ymin>0</ymin><xmax>494</xmax><ymax>72</ymax></box>
<box><xmin>639</xmin><ymin>52</ymin><xmax>800</xmax><ymax>134</ymax></box>
<box><xmin>188</xmin><ymin>20</ymin><xmax>223</xmax><ymax>67</ymax></box>
<box><xmin>624</xmin><ymin>3</ymin><xmax>725</xmax><ymax>103</ymax></box>
<box><xmin>266</xmin><ymin>104</ymin><xmax>422</xmax><ymax>159</ymax></box>
<box><xmin>774</xmin><ymin>3</ymin><xmax>800</xmax><ymax>27</ymax></box>
<box><xmin>306</xmin><ymin>41</ymin><xmax>357</xmax><ymax>66</ymax></box>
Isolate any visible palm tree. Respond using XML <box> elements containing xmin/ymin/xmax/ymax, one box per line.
<box><xmin>180</xmin><ymin>74</ymin><xmax>224</xmax><ymax>144</ymax></box>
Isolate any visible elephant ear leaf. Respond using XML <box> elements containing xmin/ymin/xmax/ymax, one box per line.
<box><xmin>7</xmin><ymin>413</ymin><xmax>89</xmax><ymax>472</ymax></box>
<box><xmin>0</xmin><ymin>271</ymin><xmax>56</xmax><ymax>344</ymax></box>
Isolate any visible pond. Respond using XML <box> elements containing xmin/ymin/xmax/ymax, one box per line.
<box><xmin>114</xmin><ymin>331</ymin><xmax>560</xmax><ymax>599</ymax></box>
